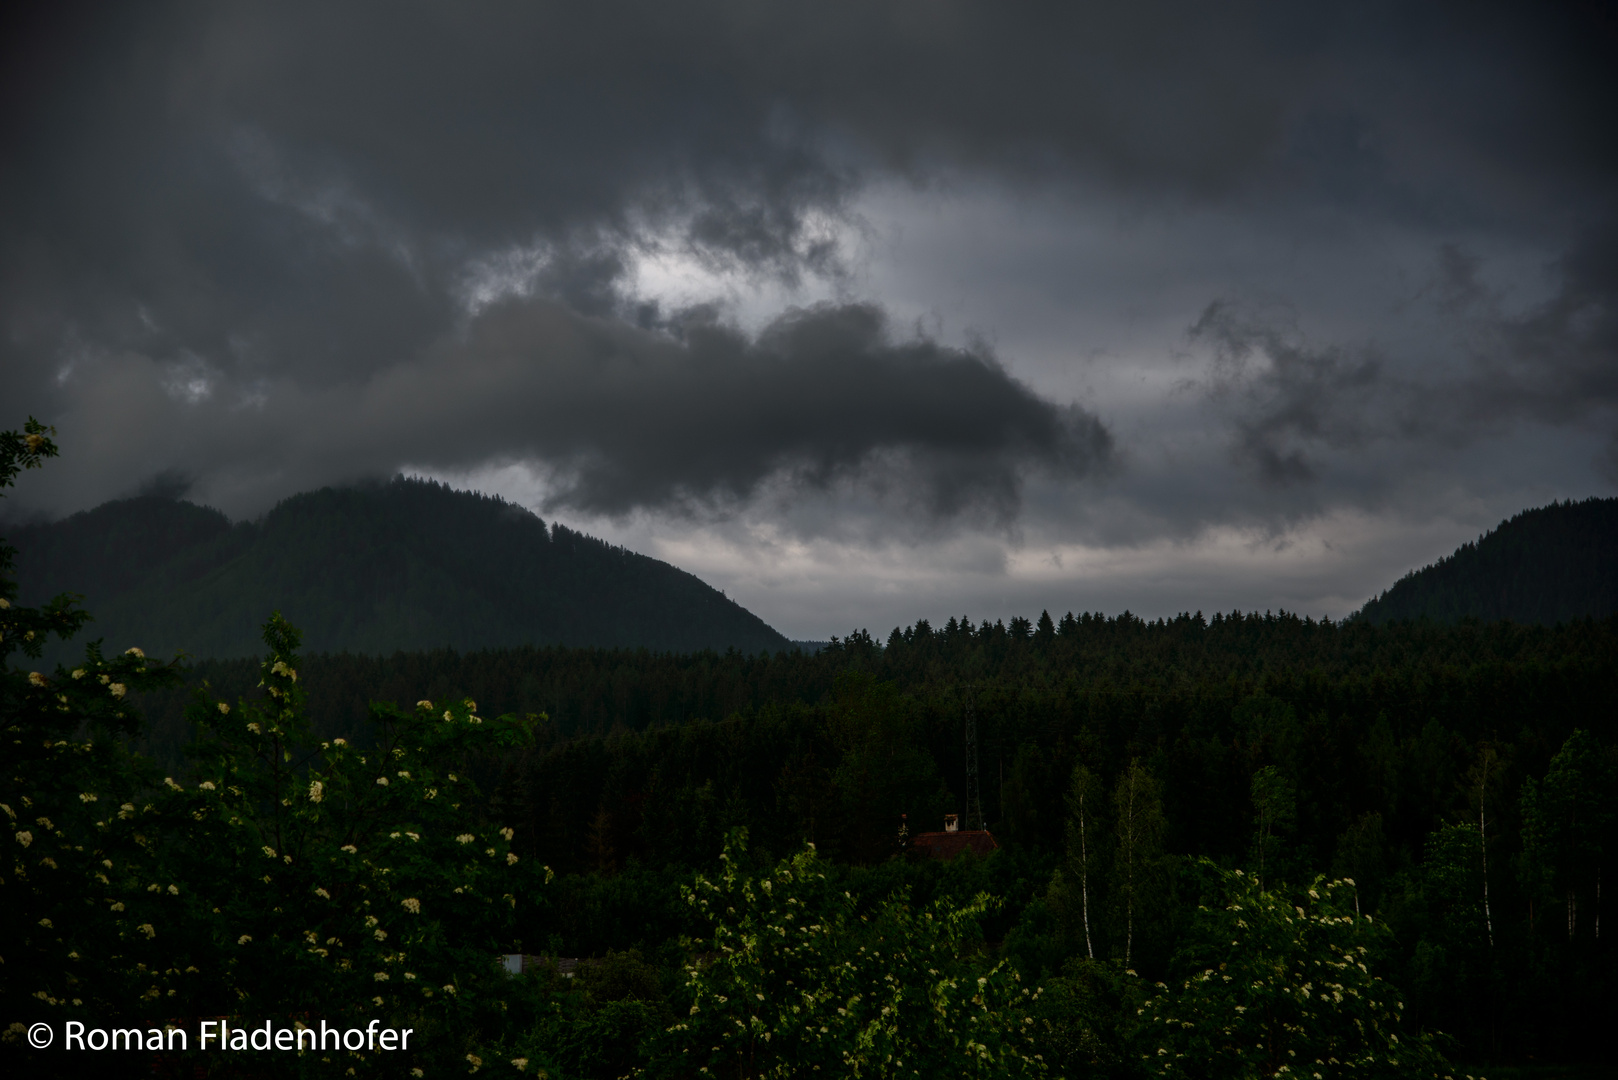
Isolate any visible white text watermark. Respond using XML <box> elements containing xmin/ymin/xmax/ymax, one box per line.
<box><xmin>15</xmin><ymin>1018</ymin><xmax>414</xmax><ymax>1052</ymax></box>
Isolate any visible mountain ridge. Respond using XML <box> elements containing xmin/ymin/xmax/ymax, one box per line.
<box><xmin>13</xmin><ymin>486</ymin><xmax>1615</xmax><ymax>658</ymax></box>
<box><xmin>7</xmin><ymin>478</ymin><xmax>792</xmax><ymax>659</ymax></box>
<box><xmin>1356</xmin><ymin>496</ymin><xmax>1618</xmax><ymax>625</ymax></box>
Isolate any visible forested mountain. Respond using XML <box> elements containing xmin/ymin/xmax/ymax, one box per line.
<box><xmin>6</xmin><ymin>478</ymin><xmax>790</xmax><ymax>659</ymax></box>
<box><xmin>1357</xmin><ymin>497</ymin><xmax>1618</xmax><ymax>624</ymax></box>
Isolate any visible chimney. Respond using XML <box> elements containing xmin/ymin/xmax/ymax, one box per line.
<box><xmin>944</xmin><ymin>813</ymin><xmax>959</xmax><ymax>833</ymax></box>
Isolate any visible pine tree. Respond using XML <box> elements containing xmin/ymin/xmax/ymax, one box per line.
<box><xmin>1035</xmin><ymin>609</ymin><xmax>1056</xmax><ymax>646</ymax></box>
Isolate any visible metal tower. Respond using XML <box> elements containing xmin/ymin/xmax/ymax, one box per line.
<box><xmin>963</xmin><ymin>688</ymin><xmax>984</xmax><ymax>831</ymax></box>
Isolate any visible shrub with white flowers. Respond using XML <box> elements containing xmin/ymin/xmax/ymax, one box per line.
<box><xmin>1</xmin><ymin>418</ymin><xmax>551</xmax><ymax>1078</ymax></box>
<box><xmin>1135</xmin><ymin>861</ymin><xmax>1459</xmax><ymax>1079</ymax></box>
<box><xmin>1</xmin><ymin>418</ymin><xmax>189</xmax><ymax>1043</ymax></box>
<box><xmin>650</xmin><ymin>829</ymin><xmax>1047</xmax><ymax>1079</ymax></box>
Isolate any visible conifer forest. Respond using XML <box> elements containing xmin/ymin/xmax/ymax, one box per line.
<box><xmin>4</xmin><ymin>421</ymin><xmax>1615</xmax><ymax>1078</ymax></box>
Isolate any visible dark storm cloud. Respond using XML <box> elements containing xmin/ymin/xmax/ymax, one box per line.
<box><xmin>438</xmin><ymin>300</ymin><xmax>1114</xmax><ymax>518</ymax></box>
<box><xmin>1191</xmin><ymin>301</ymin><xmax>1384</xmax><ymax>486</ymax></box>
<box><xmin>2</xmin><ymin>0</ymin><xmax>1614</xmax><ymax>526</ymax></box>
<box><xmin>0</xmin><ymin>298</ymin><xmax>1112</xmax><ymax>524</ymax></box>
<box><xmin>1445</xmin><ymin>227</ymin><xmax>1618</xmax><ymax>482</ymax></box>
<box><xmin>1469</xmin><ymin>228</ymin><xmax>1618</xmax><ymax>428</ymax></box>
<box><xmin>1189</xmin><ymin>227</ymin><xmax>1618</xmax><ymax>490</ymax></box>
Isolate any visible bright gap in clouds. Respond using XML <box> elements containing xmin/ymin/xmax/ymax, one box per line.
<box><xmin>620</xmin><ymin>209</ymin><xmax>860</xmax><ymax>331</ymax></box>
<box><xmin>454</xmin><ymin>205</ymin><xmax>866</xmax><ymax>330</ymax></box>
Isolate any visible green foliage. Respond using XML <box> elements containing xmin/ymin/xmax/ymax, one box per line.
<box><xmin>1250</xmin><ymin>765</ymin><xmax>1296</xmax><ymax>889</ymax></box>
<box><xmin>1138</xmin><ymin>863</ymin><xmax>1458</xmax><ymax>1079</ymax></box>
<box><xmin>1421</xmin><ymin>825</ymin><xmax>1487</xmax><ymax>927</ymax></box>
<box><xmin>142</xmin><ymin>615</ymin><xmax>543</xmax><ymax>1049</ymax></box>
<box><xmin>1330</xmin><ymin>812</ymin><xmax>1389</xmax><ymax>912</ymax></box>
<box><xmin>3</xmin><ymin>416</ymin><xmax>188</xmax><ymax>1040</ymax></box>
<box><xmin>3</xmin><ymin>553</ymin><xmax>547</xmax><ymax>1075</ymax></box>
<box><xmin>1394</xmin><ymin>824</ymin><xmax>1499</xmax><ymax>1048</ymax></box>
<box><xmin>1058</xmin><ymin>763</ymin><xmax>1107</xmax><ymax>962</ymax></box>
<box><xmin>1026</xmin><ymin>958</ymin><xmax>1142</xmax><ymax>1078</ymax></box>
<box><xmin>0</xmin><ymin>416</ymin><xmax>58</xmax><ymax>500</ymax></box>
<box><xmin>1519</xmin><ymin>730</ymin><xmax>1614</xmax><ymax>941</ymax></box>
<box><xmin>654</xmin><ymin>829</ymin><xmax>1046</xmax><ymax>1078</ymax></box>
<box><xmin>528</xmin><ymin>950</ymin><xmax>674</xmax><ymax>1080</ymax></box>
<box><xmin>1112</xmin><ymin>761</ymin><xmax>1167</xmax><ymax>967</ymax></box>
<box><xmin>0</xmin><ymin>418</ymin><xmax>95</xmax><ymax>665</ymax></box>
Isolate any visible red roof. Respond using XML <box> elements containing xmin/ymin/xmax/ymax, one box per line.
<box><xmin>910</xmin><ymin>829</ymin><xmax>998</xmax><ymax>859</ymax></box>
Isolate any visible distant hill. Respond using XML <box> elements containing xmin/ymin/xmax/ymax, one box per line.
<box><xmin>1356</xmin><ymin>497</ymin><xmax>1618</xmax><ymax>625</ymax></box>
<box><xmin>6</xmin><ymin>478</ymin><xmax>792</xmax><ymax>659</ymax></box>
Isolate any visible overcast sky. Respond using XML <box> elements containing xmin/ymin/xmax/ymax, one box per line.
<box><xmin>3</xmin><ymin>1</ymin><xmax>1614</xmax><ymax>638</ymax></box>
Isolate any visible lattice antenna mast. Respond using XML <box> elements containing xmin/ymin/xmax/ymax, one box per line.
<box><xmin>963</xmin><ymin>686</ymin><xmax>984</xmax><ymax>831</ymax></box>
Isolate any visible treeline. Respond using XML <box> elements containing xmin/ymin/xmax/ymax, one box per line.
<box><xmin>131</xmin><ymin>610</ymin><xmax>1618</xmax><ymax>882</ymax></box>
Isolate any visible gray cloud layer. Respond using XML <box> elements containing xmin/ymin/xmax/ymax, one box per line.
<box><xmin>373</xmin><ymin>299</ymin><xmax>1113</xmax><ymax>520</ymax></box>
<box><xmin>463</xmin><ymin>301</ymin><xmax>1111</xmax><ymax>516</ymax></box>
<box><xmin>3</xmin><ymin>293</ymin><xmax>1110</xmax><ymax>525</ymax></box>
<box><xmin>2</xmin><ymin>1</ymin><xmax>1614</xmax><ymax>623</ymax></box>
<box><xmin>1185</xmin><ymin>224</ymin><xmax>1618</xmax><ymax>493</ymax></box>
